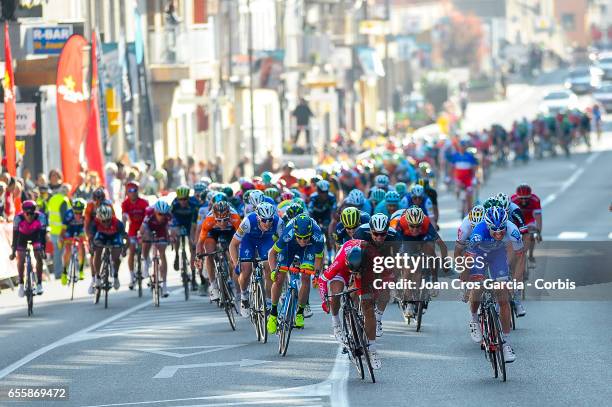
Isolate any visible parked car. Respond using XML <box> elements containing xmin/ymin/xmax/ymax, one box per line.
<box><xmin>593</xmin><ymin>82</ymin><xmax>612</xmax><ymax>112</ymax></box>
<box><xmin>538</xmin><ymin>90</ymin><xmax>579</xmax><ymax>115</ymax></box>
<box><xmin>564</xmin><ymin>66</ymin><xmax>602</xmax><ymax>94</ymax></box>
<box><xmin>596</xmin><ymin>51</ymin><xmax>612</xmax><ymax>81</ymax></box>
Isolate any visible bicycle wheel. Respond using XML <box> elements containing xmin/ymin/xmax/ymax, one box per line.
<box><xmin>222</xmin><ymin>280</ymin><xmax>236</xmax><ymax>331</ymax></box>
<box><xmin>280</xmin><ymin>289</ymin><xmax>296</xmax><ymax>357</ymax></box>
<box><xmin>256</xmin><ymin>278</ymin><xmax>267</xmax><ymax>343</ymax></box>
<box><xmin>485</xmin><ymin>308</ymin><xmax>499</xmax><ymax>378</ymax></box>
<box><xmin>104</xmin><ymin>269</ymin><xmax>110</xmax><ymax>309</ymax></box>
<box><xmin>492</xmin><ymin>309</ymin><xmax>507</xmax><ymax>382</ymax></box>
<box><xmin>354</xmin><ymin>310</ymin><xmax>375</xmax><ymax>383</ymax></box>
<box><xmin>416</xmin><ymin>300</ymin><xmax>424</xmax><ymax>332</ymax></box>
<box><xmin>26</xmin><ymin>269</ymin><xmax>33</xmax><ymax>317</ymax></box>
<box><xmin>70</xmin><ymin>256</ymin><xmax>77</xmax><ymax>301</ymax></box>
<box><xmin>344</xmin><ymin>306</ymin><xmax>363</xmax><ymax>379</ymax></box>
<box><xmin>136</xmin><ymin>250</ymin><xmax>143</xmax><ymax>298</ymax></box>
<box><xmin>182</xmin><ymin>268</ymin><xmax>190</xmax><ymax>301</ymax></box>
<box><xmin>510</xmin><ymin>301</ymin><xmax>516</xmax><ymax>330</ymax></box>
<box><xmin>249</xmin><ymin>284</ymin><xmax>261</xmax><ymax>341</ymax></box>
<box><xmin>153</xmin><ymin>259</ymin><xmax>160</xmax><ymax>307</ymax></box>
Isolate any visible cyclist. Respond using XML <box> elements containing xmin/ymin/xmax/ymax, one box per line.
<box><xmin>60</xmin><ymin>198</ymin><xmax>88</xmax><ymax>284</ymax></box>
<box><xmin>368</xmin><ymin>187</ymin><xmax>386</xmax><ymax>210</ymax></box>
<box><xmin>10</xmin><ymin>200</ymin><xmax>47</xmax><ymax>296</ymax></box>
<box><xmin>264</xmin><ymin>187</ymin><xmax>281</xmax><ymax>204</ymax></box>
<box><xmin>89</xmin><ymin>204</ymin><xmax>127</xmax><ymax>293</ymax></box>
<box><xmin>121</xmin><ymin>181</ymin><xmax>150</xmax><ymax>290</ymax></box>
<box><xmin>394</xmin><ymin>182</ymin><xmax>408</xmax><ymax>200</ymax></box>
<box><xmin>170</xmin><ymin>185</ymin><xmax>199</xmax><ymax>291</ymax></box>
<box><xmin>347</xmin><ymin>189</ymin><xmax>373</xmax><ymax>215</ymax></box>
<box><xmin>333</xmin><ymin>206</ymin><xmax>370</xmax><ymax>249</ymax></box>
<box><xmin>400</xmin><ymin>185</ymin><xmax>436</xmax><ymax>227</ymax></box>
<box><xmin>140</xmin><ymin>200</ymin><xmax>172</xmax><ymax>297</ymax></box>
<box><xmin>511</xmin><ymin>184</ymin><xmax>542</xmax><ymax>263</ymax></box>
<box><xmin>84</xmin><ymin>187</ymin><xmax>113</xmax><ymax>236</ymax></box>
<box><xmin>465</xmin><ymin>207</ymin><xmax>523</xmax><ymax>363</ymax></box>
<box><xmin>267</xmin><ymin>214</ymin><xmax>324</xmax><ymax>332</ymax></box>
<box><xmin>196</xmin><ymin>201</ymin><xmax>241</xmax><ymax>301</ymax></box>
<box><xmin>391</xmin><ymin>206</ymin><xmax>448</xmax><ymax>317</ymax></box>
<box><xmin>281</xmin><ymin>201</ymin><xmax>304</xmax><ymax>223</ymax></box>
<box><xmin>416</xmin><ymin>177</ymin><xmax>439</xmax><ymax>227</ymax></box>
<box><xmin>374</xmin><ymin>190</ymin><xmax>402</xmax><ymax>217</ymax></box>
<box><xmin>448</xmin><ymin>139</ymin><xmax>478</xmax><ymax>215</ymax></box>
<box><xmin>374</xmin><ymin>174</ymin><xmax>391</xmax><ymax>191</ymax></box>
<box><xmin>353</xmin><ymin>213</ymin><xmax>400</xmax><ymax>337</ymax></box>
<box><xmin>318</xmin><ymin>243</ymin><xmax>383</xmax><ymax>370</ymax></box>
<box><xmin>230</xmin><ymin>202</ymin><xmax>283</xmax><ymax>317</ymax></box>
<box><xmin>308</xmin><ymin>180</ymin><xmax>337</xmax><ymax>260</ymax></box>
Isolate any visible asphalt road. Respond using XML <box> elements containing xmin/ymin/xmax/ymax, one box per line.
<box><xmin>1</xmin><ymin>72</ymin><xmax>611</xmax><ymax>407</ymax></box>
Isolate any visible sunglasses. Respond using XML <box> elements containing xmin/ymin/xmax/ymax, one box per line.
<box><xmin>295</xmin><ymin>235</ymin><xmax>311</xmax><ymax>241</ymax></box>
<box><xmin>372</xmin><ymin>231</ymin><xmax>386</xmax><ymax>237</ymax></box>
<box><xmin>127</xmin><ymin>188</ymin><xmax>138</xmax><ymax>193</ymax></box>
<box><xmin>346</xmin><ymin>226</ymin><xmax>358</xmax><ymax>231</ymax></box>
<box><xmin>215</xmin><ymin>217</ymin><xmax>230</xmax><ymax>222</ymax></box>
<box><xmin>24</xmin><ymin>210</ymin><xmax>35</xmax><ymax>216</ymax></box>
<box><xmin>259</xmin><ymin>218</ymin><xmax>274</xmax><ymax>223</ymax></box>
<box><xmin>488</xmin><ymin>225</ymin><xmax>506</xmax><ymax>233</ymax></box>
<box><xmin>407</xmin><ymin>224</ymin><xmax>421</xmax><ymax>230</ymax></box>
<box><xmin>178</xmin><ymin>197</ymin><xmax>189</xmax><ymax>201</ymax></box>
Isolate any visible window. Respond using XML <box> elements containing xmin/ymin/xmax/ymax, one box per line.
<box><xmin>561</xmin><ymin>13</ymin><xmax>575</xmax><ymax>31</ymax></box>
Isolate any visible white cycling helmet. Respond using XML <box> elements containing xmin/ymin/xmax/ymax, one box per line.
<box><xmin>369</xmin><ymin>213</ymin><xmax>390</xmax><ymax>233</ymax></box>
<box><xmin>256</xmin><ymin>202</ymin><xmax>276</xmax><ymax>219</ymax></box>
<box><xmin>249</xmin><ymin>190</ymin><xmax>265</xmax><ymax>207</ymax></box>
<box><xmin>96</xmin><ymin>204</ymin><xmax>113</xmax><ymax>221</ymax></box>
<box><xmin>496</xmin><ymin>192</ymin><xmax>510</xmax><ymax>211</ymax></box>
<box><xmin>153</xmin><ymin>200</ymin><xmax>171</xmax><ymax>214</ymax></box>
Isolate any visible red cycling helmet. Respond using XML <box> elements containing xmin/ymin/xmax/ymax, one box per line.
<box><xmin>125</xmin><ymin>181</ymin><xmax>140</xmax><ymax>191</ymax></box>
<box><xmin>516</xmin><ymin>184</ymin><xmax>532</xmax><ymax>198</ymax></box>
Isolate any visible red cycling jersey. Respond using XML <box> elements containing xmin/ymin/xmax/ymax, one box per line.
<box><xmin>510</xmin><ymin>194</ymin><xmax>542</xmax><ymax>225</ymax></box>
<box><xmin>142</xmin><ymin>206</ymin><xmax>172</xmax><ymax>239</ymax></box>
<box><xmin>121</xmin><ymin>197</ymin><xmax>149</xmax><ymax>237</ymax></box>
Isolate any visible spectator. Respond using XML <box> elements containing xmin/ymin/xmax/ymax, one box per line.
<box><xmin>73</xmin><ymin>172</ymin><xmax>91</xmax><ymax>200</ymax></box>
<box><xmin>163</xmin><ymin>158</ymin><xmax>175</xmax><ymax>188</ymax></box>
<box><xmin>47</xmin><ymin>183</ymin><xmax>72</xmax><ymax>279</ymax></box>
<box><xmin>22</xmin><ymin>168</ymin><xmax>36</xmax><ymax>192</ymax></box>
<box><xmin>48</xmin><ymin>169</ymin><xmax>63</xmax><ymax>193</ymax></box>
<box><xmin>105</xmin><ymin>162</ymin><xmax>119</xmax><ymax>202</ymax></box>
<box><xmin>278</xmin><ymin>162</ymin><xmax>298</xmax><ymax>187</ymax></box>
<box><xmin>36</xmin><ymin>173</ymin><xmax>48</xmax><ymax>189</ymax></box>
<box><xmin>0</xmin><ymin>181</ymin><xmax>6</xmax><ymax>220</ymax></box>
<box><xmin>36</xmin><ymin>184</ymin><xmax>50</xmax><ymax>217</ymax></box>
<box><xmin>292</xmin><ymin>98</ymin><xmax>314</xmax><ymax>150</ymax></box>
<box><xmin>256</xmin><ymin>150</ymin><xmax>276</xmax><ymax>174</ymax></box>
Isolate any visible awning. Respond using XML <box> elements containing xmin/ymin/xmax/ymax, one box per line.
<box><xmin>356</xmin><ymin>46</ymin><xmax>385</xmax><ymax>78</ymax></box>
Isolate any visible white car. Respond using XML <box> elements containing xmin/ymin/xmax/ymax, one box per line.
<box><xmin>564</xmin><ymin>66</ymin><xmax>602</xmax><ymax>94</ymax></box>
<box><xmin>596</xmin><ymin>52</ymin><xmax>612</xmax><ymax>81</ymax></box>
<box><xmin>538</xmin><ymin>90</ymin><xmax>578</xmax><ymax>115</ymax></box>
<box><xmin>593</xmin><ymin>83</ymin><xmax>612</xmax><ymax>112</ymax></box>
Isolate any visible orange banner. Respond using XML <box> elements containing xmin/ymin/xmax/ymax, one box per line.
<box><xmin>3</xmin><ymin>22</ymin><xmax>16</xmax><ymax>176</ymax></box>
<box><xmin>56</xmin><ymin>34</ymin><xmax>89</xmax><ymax>188</ymax></box>
<box><xmin>85</xmin><ymin>31</ymin><xmax>106</xmax><ymax>187</ymax></box>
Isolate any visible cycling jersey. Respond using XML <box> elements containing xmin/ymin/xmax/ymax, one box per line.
<box><xmin>273</xmin><ymin>218</ymin><xmax>324</xmax><ymax>270</ymax></box>
<box><xmin>121</xmin><ymin>197</ymin><xmax>149</xmax><ymax>237</ymax></box>
<box><xmin>467</xmin><ymin>220</ymin><xmax>523</xmax><ymax>281</ymax></box>
<box><xmin>199</xmin><ymin>211</ymin><xmax>241</xmax><ymax>242</ymax></box>
<box><xmin>235</xmin><ymin>212</ymin><xmax>283</xmax><ymax>261</ymax></box>
<box><xmin>170</xmin><ymin>198</ymin><xmax>199</xmax><ymax>230</ymax></box>
<box><xmin>399</xmin><ymin>196</ymin><xmax>434</xmax><ymax>216</ymax></box>
<box><xmin>507</xmin><ymin>202</ymin><xmax>527</xmax><ymax>234</ymax></box>
<box><xmin>62</xmin><ymin>209</ymin><xmax>85</xmax><ymax>238</ymax></box>
<box><xmin>84</xmin><ymin>199</ymin><xmax>114</xmax><ymax>232</ymax></box>
<box><xmin>456</xmin><ymin>216</ymin><xmax>473</xmax><ymax>244</ymax></box>
<box><xmin>142</xmin><ymin>207</ymin><xmax>172</xmax><ymax>241</ymax></box>
<box><xmin>333</xmin><ymin>211</ymin><xmax>370</xmax><ymax>246</ymax></box>
<box><xmin>13</xmin><ymin>211</ymin><xmax>47</xmax><ymax>251</ymax></box>
<box><xmin>373</xmin><ymin>200</ymin><xmax>405</xmax><ymax>217</ymax></box>
<box><xmin>308</xmin><ymin>192</ymin><xmax>337</xmax><ymax>224</ymax></box>
<box><xmin>196</xmin><ymin>203</ymin><xmax>210</xmax><ymax>226</ymax></box>
<box><xmin>391</xmin><ymin>215</ymin><xmax>438</xmax><ymax>242</ymax></box>
<box><xmin>91</xmin><ymin>218</ymin><xmax>126</xmax><ymax>247</ymax></box>
<box><xmin>510</xmin><ymin>194</ymin><xmax>542</xmax><ymax>226</ymax></box>
<box><xmin>449</xmin><ymin>151</ymin><xmax>478</xmax><ymax>188</ymax></box>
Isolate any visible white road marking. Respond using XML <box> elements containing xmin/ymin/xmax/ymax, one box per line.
<box><xmin>541</xmin><ymin>151</ymin><xmax>601</xmax><ymax>208</ymax></box>
<box><xmin>608</xmin><ymin>232</ymin><xmax>612</xmax><ymax>240</ymax></box>
<box><xmin>557</xmin><ymin>232</ymin><xmax>588</xmax><ymax>240</ymax></box>
<box><xmin>0</xmin><ymin>289</ymin><xmax>183</xmax><ymax>380</ymax></box>
<box><xmin>140</xmin><ymin>344</ymin><xmax>246</xmax><ymax>359</ymax></box>
<box><xmin>153</xmin><ymin>359</ymin><xmax>270</xmax><ymax>379</ymax></box>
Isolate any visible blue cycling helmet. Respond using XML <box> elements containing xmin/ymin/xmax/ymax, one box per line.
<box><xmin>293</xmin><ymin>214</ymin><xmax>314</xmax><ymax>238</ymax></box>
<box><xmin>375</xmin><ymin>174</ymin><xmax>389</xmax><ymax>187</ymax></box>
<box><xmin>347</xmin><ymin>189</ymin><xmax>365</xmax><ymax>207</ymax></box>
<box><xmin>346</xmin><ymin>245</ymin><xmax>363</xmax><ymax>272</ymax></box>
<box><xmin>370</xmin><ymin>187</ymin><xmax>386</xmax><ymax>203</ymax></box>
<box><xmin>154</xmin><ymin>200</ymin><xmax>171</xmax><ymax>214</ymax></box>
<box><xmin>385</xmin><ymin>190</ymin><xmax>400</xmax><ymax>205</ymax></box>
<box><xmin>212</xmin><ymin>192</ymin><xmax>227</xmax><ymax>203</ymax></box>
<box><xmin>394</xmin><ymin>182</ymin><xmax>407</xmax><ymax>196</ymax></box>
<box><xmin>194</xmin><ymin>182</ymin><xmax>206</xmax><ymax>194</ymax></box>
<box><xmin>484</xmin><ymin>207</ymin><xmax>508</xmax><ymax>232</ymax></box>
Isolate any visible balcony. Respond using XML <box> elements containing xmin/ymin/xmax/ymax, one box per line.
<box><xmin>148</xmin><ymin>24</ymin><xmax>216</xmax><ymax>82</ymax></box>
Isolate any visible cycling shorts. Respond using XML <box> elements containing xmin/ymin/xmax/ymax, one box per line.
<box><xmin>205</xmin><ymin>229</ymin><xmax>235</xmax><ymax>244</ymax></box>
<box><xmin>64</xmin><ymin>229</ymin><xmax>86</xmax><ymax>239</ymax></box>
<box><xmin>467</xmin><ymin>250</ymin><xmax>509</xmax><ymax>281</ymax></box>
<box><xmin>239</xmin><ymin>235</ymin><xmax>274</xmax><ymax>262</ymax></box>
<box><xmin>93</xmin><ymin>234</ymin><xmax>123</xmax><ymax>248</ymax></box>
<box><xmin>277</xmin><ymin>245</ymin><xmax>319</xmax><ymax>272</ymax></box>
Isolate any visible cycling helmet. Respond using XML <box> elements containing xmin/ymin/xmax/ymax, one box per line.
<box><xmin>496</xmin><ymin>192</ymin><xmax>510</xmax><ymax>211</ymax></box>
<box><xmin>241</xmin><ymin>181</ymin><xmax>255</xmax><ymax>192</ymax></box>
<box><xmin>222</xmin><ymin>186</ymin><xmax>234</xmax><ymax>198</ymax></box>
<box><xmin>298</xmin><ymin>178</ymin><xmax>308</xmax><ymax>187</ymax></box>
<box><xmin>249</xmin><ymin>190</ymin><xmax>265</xmax><ymax>207</ymax></box>
<box><xmin>200</xmin><ymin>177</ymin><xmax>212</xmax><ymax>186</ymax></box>
<box><xmin>93</xmin><ymin>187</ymin><xmax>106</xmax><ymax>200</ymax></box>
<box><xmin>72</xmin><ymin>198</ymin><xmax>87</xmax><ymax>212</ymax></box>
<box><xmin>404</xmin><ymin>206</ymin><xmax>425</xmax><ymax>226</ymax></box>
<box><xmin>153</xmin><ymin>200</ymin><xmax>170</xmax><ymax>214</ymax></box>
<box><xmin>385</xmin><ymin>190</ymin><xmax>401</xmax><ymax>205</ymax></box>
<box><xmin>213</xmin><ymin>201</ymin><xmax>230</xmax><ymax>218</ymax></box>
<box><xmin>96</xmin><ymin>204</ymin><xmax>113</xmax><ymax>221</ymax></box>
<box><xmin>410</xmin><ymin>184</ymin><xmax>425</xmax><ymax>198</ymax></box>
<box><xmin>261</xmin><ymin>171</ymin><xmax>273</xmax><ymax>184</ymax></box>
<box><xmin>346</xmin><ymin>245</ymin><xmax>363</xmax><ymax>272</ymax></box>
<box><xmin>256</xmin><ymin>202</ymin><xmax>276</xmax><ymax>220</ymax></box>
<box><xmin>194</xmin><ymin>182</ymin><xmax>206</xmax><ymax>194</ymax></box>
<box><xmin>285</xmin><ymin>202</ymin><xmax>304</xmax><ymax>220</ymax></box>
<box><xmin>316</xmin><ymin>180</ymin><xmax>330</xmax><ymax>192</ymax></box>
<box><xmin>264</xmin><ymin>187</ymin><xmax>280</xmax><ymax>200</ymax></box>
<box><xmin>484</xmin><ymin>207</ymin><xmax>508</xmax><ymax>231</ymax></box>
<box><xmin>394</xmin><ymin>182</ymin><xmax>407</xmax><ymax>196</ymax></box>
<box><xmin>280</xmin><ymin>190</ymin><xmax>294</xmax><ymax>201</ymax></box>
<box><xmin>468</xmin><ymin>205</ymin><xmax>485</xmax><ymax>226</ymax></box>
<box><xmin>125</xmin><ymin>181</ymin><xmax>140</xmax><ymax>191</ymax></box>
<box><xmin>347</xmin><ymin>189</ymin><xmax>366</xmax><ymax>207</ymax></box>
<box><xmin>176</xmin><ymin>185</ymin><xmax>191</xmax><ymax>199</ymax></box>
<box><xmin>370</xmin><ymin>187</ymin><xmax>386</xmax><ymax>203</ymax></box>
<box><xmin>198</xmin><ymin>191</ymin><xmax>208</xmax><ymax>202</ymax></box>
<box><xmin>293</xmin><ymin>214</ymin><xmax>314</xmax><ymax>238</ymax></box>
<box><xmin>516</xmin><ymin>184</ymin><xmax>532</xmax><ymax>198</ymax></box>
<box><xmin>416</xmin><ymin>178</ymin><xmax>429</xmax><ymax>187</ymax></box>
<box><xmin>369</xmin><ymin>213</ymin><xmax>390</xmax><ymax>233</ymax></box>
<box><xmin>22</xmin><ymin>200</ymin><xmax>37</xmax><ymax>213</ymax></box>
<box><xmin>375</xmin><ymin>174</ymin><xmax>390</xmax><ymax>187</ymax></box>
<box><xmin>311</xmin><ymin>175</ymin><xmax>322</xmax><ymax>185</ymax></box>
<box><xmin>211</xmin><ymin>192</ymin><xmax>227</xmax><ymax>203</ymax></box>
<box><xmin>341</xmin><ymin>207</ymin><xmax>360</xmax><ymax>229</ymax></box>
<box><xmin>483</xmin><ymin>197</ymin><xmax>500</xmax><ymax>209</ymax></box>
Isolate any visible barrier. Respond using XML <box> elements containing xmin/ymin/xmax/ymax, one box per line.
<box><xmin>0</xmin><ymin>222</ymin><xmax>18</xmax><ymax>281</ymax></box>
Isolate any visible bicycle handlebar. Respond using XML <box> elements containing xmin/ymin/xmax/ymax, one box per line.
<box><xmin>326</xmin><ymin>287</ymin><xmax>359</xmax><ymax>298</ymax></box>
<box><xmin>278</xmin><ymin>265</ymin><xmax>316</xmax><ymax>276</ymax></box>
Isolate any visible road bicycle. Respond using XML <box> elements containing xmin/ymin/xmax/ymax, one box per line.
<box><xmin>478</xmin><ymin>281</ymin><xmax>507</xmax><ymax>382</ymax></box>
<box><xmin>94</xmin><ymin>245</ymin><xmax>116</xmax><ymax>309</ymax></box>
<box><xmin>23</xmin><ymin>241</ymin><xmax>37</xmax><ymax>317</ymax></box>
<box><xmin>66</xmin><ymin>237</ymin><xmax>83</xmax><ymax>301</ymax></box>
<box><xmin>134</xmin><ymin>238</ymin><xmax>144</xmax><ymax>298</ymax></box>
<box><xmin>177</xmin><ymin>228</ymin><xmax>191</xmax><ymax>301</ymax></box>
<box><xmin>249</xmin><ymin>256</ymin><xmax>267</xmax><ymax>343</ymax></box>
<box><xmin>200</xmin><ymin>239</ymin><xmax>236</xmax><ymax>330</ymax></box>
<box><xmin>326</xmin><ymin>276</ymin><xmax>375</xmax><ymax>383</ymax></box>
<box><xmin>147</xmin><ymin>232</ymin><xmax>163</xmax><ymax>307</ymax></box>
